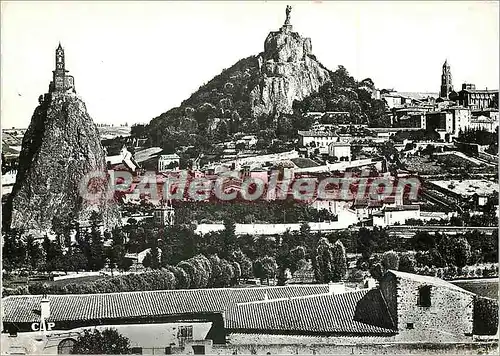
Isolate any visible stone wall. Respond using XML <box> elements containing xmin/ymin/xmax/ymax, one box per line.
<box><xmin>393</xmin><ymin>276</ymin><xmax>474</xmax><ymax>342</ymax></box>
<box><xmin>212</xmin><ymin>341</ymin><xmax>497</xmax><ymax>355</ymax></box>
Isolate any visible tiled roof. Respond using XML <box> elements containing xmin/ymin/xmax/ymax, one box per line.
<box><xmin>2</xmin><ymin>285</ymin><xmax>329</xmax><ymax>324</ymax></box>
<box><xmin>224</xmin><ymin>289</ymin><xmax>397</xmax><ymax>335</ymax></box>
<box><xmin>387</xmin><ymin>270</ymin><xmax>474</xmax><ymax>294</ymax></box>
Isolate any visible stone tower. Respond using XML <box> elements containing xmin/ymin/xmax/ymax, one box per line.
<box><xmin>49</xmin><ymin>43</ymin><xmax>75</xmax><ymax>93</ymax></box>
<box><xmin>440</xmin><ymin>60</ymin><xmax>453</xmax><ymax>99</ymax></box>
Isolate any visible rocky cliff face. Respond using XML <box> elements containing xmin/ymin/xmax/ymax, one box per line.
<box><xmin>6</xmin><ymin>92</ymin><xmax>118</xmax><ymax>232</ymax></box>
<box><xmin>250</xmin><ymin>24</ymin><xmax>330</xmax><ymax>117</ymax></box>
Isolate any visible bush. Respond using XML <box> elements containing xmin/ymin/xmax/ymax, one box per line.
<box><xmin>72</xmin><ymin>328</ymin><xmax>131</xmax><ymax>354</ymax></box>
<box><xmin>398</xmin><ymin>254</ymin><xmax>416</xmax><ymax>273</ymax></box>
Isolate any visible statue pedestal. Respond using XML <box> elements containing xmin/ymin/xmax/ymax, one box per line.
<box><xmin>281</xmin><ymin>24</ymin><xmax>293</xmax><ymax>33</ymax></box>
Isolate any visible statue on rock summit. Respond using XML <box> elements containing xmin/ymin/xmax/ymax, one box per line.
<box><xmin>285</xmin><ymin>5</ymin><xmax>292</xmax><ymax>25</ymax></box>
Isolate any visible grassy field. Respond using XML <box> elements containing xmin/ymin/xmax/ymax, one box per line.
<box><xmin>451</xmin><ymin>278</ymin><xmax>498</xmax><ymax>299</ymax></box>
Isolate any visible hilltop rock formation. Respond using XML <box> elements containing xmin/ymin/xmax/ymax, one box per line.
<box><xmin>146</xmin><ymin>6</ymin><xmax>332</xmax><ymax>148</ymax></box>
<box><xmin>5</xmin><ymin>44</ymin><xmax>118</xmax><ymax>232</ymax></box>
<box><xmin>6</xmin><ymin>92</ymin><xmax>118</xmax><ymax>232</ymax></box>
<box><xmin>250</xmin><ymin>7</ymin><xmax>330</xmax><ymax>117</ymax></box>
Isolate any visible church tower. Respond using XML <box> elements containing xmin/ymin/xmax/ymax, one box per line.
<box><xmin>49</xmin><ymin>43</ymin><xmax>75</xmax><ymax>93</ymax></box>
<box><xmin>440</xmin><ymin>60</ymin><xmax>453</xmax><ymax>99</ymax></box>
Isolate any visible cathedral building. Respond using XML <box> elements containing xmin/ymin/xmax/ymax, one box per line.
<box><xmin>48</xmin><ymin>43</ymin><xmax>75</xmax><ymax>93</ymax></box>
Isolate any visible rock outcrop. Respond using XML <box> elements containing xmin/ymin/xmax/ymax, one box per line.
<box><xmin>6</xmin><ymin>92</ymin><xmax>118</xmax><ymax>232</ymax></box>
<box><xmin>249</xmin><ymin>9</ymin><xmax>330</xmax><ymax>117</ymax></box>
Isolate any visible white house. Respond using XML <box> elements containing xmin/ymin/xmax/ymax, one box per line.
<box><xmin>328</xmin><ymin>140</ymin><xmax>351</xmax><ymax>161</ymax></box>
<box><xmin>373</xmin><ymin>205</ymin><xmax>421</xmax><ymax>227</ymax></box>
<box><xmin>158</xmin><ymin>154</ymin><xmax>180</xmax><ymax>172</ymax></box>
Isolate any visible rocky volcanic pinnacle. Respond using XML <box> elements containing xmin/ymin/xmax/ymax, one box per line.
<box><xmin>6</xmin><ymin>92</ymin><xmax>118</xmax><ymax>232</ymax></box>
<box><xmin>250</xmin><ymin>10</ymin><xmax>330</xmax><ymax>117</ymax></box>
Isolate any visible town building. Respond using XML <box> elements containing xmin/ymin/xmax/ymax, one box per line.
<box><xmin>469</xmin><ymin>114</ymin><xmax>499</xmax><ymax>133</ymax></box>
<box><xmin>328</xmin><ymin>138</ymin><xmax>351</xmax><ymax>161</ymax></box>
<box><xmin>425</xmin><ymin>111</ymin><xmax>454</xmax><ymax>141</ymax></box>
<box><xmin>447</xmin><ymin>106</ymin><xmax>471</xmax><ymax>136</ymax></box>
<box><xmin>2</xmin><ymin>285</ymin><xmax>330</xmax><ymax>355</ymax></box>
<box><xmin>153</xmin><ymin>203</ymin><xmax>175</xmax><ymax>226</ymax></box>
<box><xmin>457</xmin><ymin>83</ymin><xmax>499</xmax><ymax>110</ymax></box>
<box><xmin>158</xmin><ymin>154</ymin><xmax>180</xmax><ymax>172</ymax></box>
<box><xmin>382</xmin><ymin>93</ymin><xmax>414</xmax><ymax>109</ymax></box>
<box><xmin>3</xmin><ymin>272</ymin><xmax>496</xmax><ymax>354</ymax></box>
<box><xmin>106</xmin><ymin>146</ymin><xmax>139</xmax><ymax>172</ymax></box>
<box><xmin>298</xmin><ymin>130</ymin><xmax>338</xmax><ymax>148</ymax></box>
<box><xmin>373</xmin><ymin>205</ymin><xmax>421</xmax><ymax>227</ymax></box>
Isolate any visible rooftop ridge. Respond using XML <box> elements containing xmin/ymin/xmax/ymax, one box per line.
<box><xmin>387</xmin><ymin>270</ymin><xmax>475</xmax><ymax>295</ymax></box>
<box><xmin>235</xmin><ymin>289</ymin><xmax>367</xmax><ymax>307</ymax></box>
<box><xmin>2</xmin><ymin>283</ymin><xmax>330</xmax><ymax>300</ymax></box>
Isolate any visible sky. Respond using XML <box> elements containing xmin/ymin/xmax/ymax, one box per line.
<box><xmin>1</xmin><ymin>1</ymin><xmax>499</xmax><ymax>129</ymax></box>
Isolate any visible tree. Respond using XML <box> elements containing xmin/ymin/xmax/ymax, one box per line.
<box><xmin>356</xmin><ymin>227</ymin><xmax>376</xmax><ymax>260</ymax></box>
<box><xmin>25</xmin><ymin>235</ymin><xmax>43</xmax><ymax>270</ymax></box>
<box><xmin>42</xmin><ymin>234</ymin><xmax>65</xmax><ymax>272</ymax></box>
<box><xmin>314</xmin><ymin>237</ymin><xmax>334</xmax><ymax>283</ymax></box>
<box><xmin>454</xmin><ymin>236</ymin><xmax>472</xmax><ymax>268</ymax></box>
<box><xmin>148</xmin><ymin>236</ymin><xmax>161</xmax><ymax>270</ymax></box>
<box><xmin>331</xmin><ymin>240</ymin><xmax>347</xmax><ymax>282</ymax></box>
<box><xmin>3</xmin><ymin>229</ymin><xmax>26</xmax><ymax>271</ymax></box>
<box><xmin>231</xmin><ymin>249</ymin><xmax>253</xmax><ymax>280</ymax></box>
<box><xmin>107</xmin><ymin>228</ymin><xmax>127</xmax><ymax>274</ymax></box>
<box><xmin>253</xmin><ymin>256</ymin><xmax>277</xmax><ymax>285</ymax></box>
<box><xmin>142</xmin><ymin>252</ymin><xmax>152</xmax><ymax>269</ymax></box>
<box><xmin>288</xmin><ymin>246</ymin><xmax>306</xmax><ymax>274</ymax></box>
<box><xmin>208</xmin><ymin>256</ymin><xmax>235</xmax><ymax>287</ymax></box>
<box><xmin>220</xmin><ymin>218</ymin><xmax>237</xmax><ymax>259</ymax></box>
<box><xmin>382</xmin><ymin>250</ymin><xmax>400</xmax><ymax>271</ymax></box>
<box><xmin>398</xmin><ymin>254</ymin><xmax>416</xmax><ymax>273</ymax></box>
<box><xmin>71</xmin><ymin>328</ymin><xmax>131</xmax><ymax>354</ymax></box>
<box><xmin>411</xmin><ymin>231</ymin><xmax>436</xmax><ymax>251</ymax></box>
<box><xmin>177</xmin><ymin>254</ymin><xmax>211</xmax><ymax>288</ymax></box>
<box><xmin>438</xmin><ymin>234</ymin><xmax>471</xmax><ymax>268</ymax></box>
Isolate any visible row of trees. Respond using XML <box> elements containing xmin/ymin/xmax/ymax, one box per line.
<box><xmin>3</xmin><ymin>221</ymin><xmax>132</xmax><ymax>274</ymax></box>
<box><xmin>410</xmin><ymin>230</ymin><xmax>498</xmax><ymax>266</ymax></box>
<box><xmin>362</xmin><ymin>249</ymin><xmax>498</xmax><ymax>282</ymax></box>
<box><xmin>173</xmin><ymin>199</ymin><xmax>338</xmax><ymax>225</ymax></box>
<box><xmin>458</xmin><ymin>127</ymin><xmax>499</xmax><ymax>147</ymax></box>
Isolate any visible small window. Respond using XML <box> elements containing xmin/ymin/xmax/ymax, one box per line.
<box><xmin>418</xmin><ymin>285</ymin><xmax>431</xmax><ymax>307</ymax></box>
<box><xmin>406</xmin><ymin>323</ymin><xmax>414</xmax><ymax>330</ymax></box>
<box><xmin>131</xmin><ymin>347</ymin><xmax>143</xmax><ymax>355</ymax></box>
<box><xmin>178</xmin><ymin>326</ymin><xmax>193</xmax><ymax>339</ymax></box>
<box><xmin>192</xmin><ymin>345</ymin><xmax>205</xmax><ymax>355</ymax></box>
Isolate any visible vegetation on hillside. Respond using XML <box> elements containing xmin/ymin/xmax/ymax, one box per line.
<box><xmin>143</xmin><ymin>54</ymin><xmax>390</xmax><ymax>154</ymax></box>
<box><xmin>147</xmin><ymin>56</ymin><xmax>261</xmax><ymax>153</ymax></box>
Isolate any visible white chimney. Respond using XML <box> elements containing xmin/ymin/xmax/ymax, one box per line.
<box><xmin>328</xmin><ymin>282</ymin><xmax>346</xmax><ymax>295</ymax></box>
<box><xmin>263</xmin><ymin>291</ymin><xmax>269</xmax><ymax>302</ymax></box>
<box><xmin>40</xmin><ymin>296</ymin><xmax>50</xmax><ymax>320</ymax></box>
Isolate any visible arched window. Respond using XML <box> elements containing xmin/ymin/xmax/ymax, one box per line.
<box><xmin>58</xmin><ymin>338</ymin><xmax>76</xmax><ymax>354</ymax></box>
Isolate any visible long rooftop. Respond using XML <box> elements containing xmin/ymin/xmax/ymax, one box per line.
<box><xmin>2</xmin><ymin>285</ymin><xmax>330</xmax><ymax>324</ymax></box>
